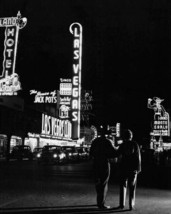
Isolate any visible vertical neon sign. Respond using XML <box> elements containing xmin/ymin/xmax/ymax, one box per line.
<box><xmin>69</xmin><ymin>23</ymin><xmax>82</xmax><ymax>139</ymax></box>
<box><xmin>0</xmin><ymin>11</ymin><xmax>27</xmax><ymax>95</ymax></box>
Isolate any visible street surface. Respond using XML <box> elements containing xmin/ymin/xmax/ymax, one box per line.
<box><xmin>0</xmin><ymin>160</ymin><xmax>171</xmax><ymax>214</ymax></box>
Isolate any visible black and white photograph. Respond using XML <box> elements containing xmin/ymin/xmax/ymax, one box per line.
<box><xmin>0</xmin><ymin>1</ymin><xmax>171</xmax><ymax>213</ymax></box>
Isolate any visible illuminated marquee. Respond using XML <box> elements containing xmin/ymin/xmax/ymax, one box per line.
<box><xmin>0</xmin><ymin>11</ymin><xmax>27</xmax><ymax>96</ymax></box>
<box><xmin>41</xmin><ymin>113</ymin><xmax>72</xmax><ymax>140</ymax></box>
<box><xmin>69</xmin><ymin>23</ymin><xmax>82</xmax><ymax>139</ymax></box>
<box><xmin>148</xmin><ymin>97</ymin><xmax>170</xmax><ymax>136</ymax></box>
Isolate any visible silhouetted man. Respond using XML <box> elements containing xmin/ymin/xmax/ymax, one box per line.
<box><xmin>117</xmin><ymin>129</ymin><xmax>141</xmax><ymax>211</ymax></box>
<box><xmin>90</xmin><ymin>126</ymin><xmax>116</xmax><ymax>209</ymax></box>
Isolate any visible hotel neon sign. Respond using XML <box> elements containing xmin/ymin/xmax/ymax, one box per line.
<box><xmin>69</xmin><ymin>23</ymin><xmax>82</xmax><ymax>139</ymax></box>
<box><xmin>0</xmin><ymin>11</ymin><xmax>27</xmax><ymax>96</ymax></box>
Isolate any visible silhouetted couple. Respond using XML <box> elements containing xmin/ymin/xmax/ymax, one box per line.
<box><xmin>90</xmin><ymin>127</ymin><xmax>141</xmax><ymax>211</ymax></box>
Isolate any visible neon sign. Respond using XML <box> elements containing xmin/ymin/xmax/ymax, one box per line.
<box><xmin>148</xmin><ymin>97</ymin><xmax>170</xmax><ymax>136</ymax></box>
<box><xmin>0</xmin><ymin>12</ymin><xmax>27</xmax><ymax>96</ymax></box>
<box><xmin>69</xmin><ymin>23</ymin><xmax>82</xmax><ymax>139</ymax></box>
<box><xmin>81</xmin><ymin>90</ymin><xmax>93</xmax><ymax>123</ymax></box>
<box><xmin>60</xmin><ymin>78</ymin><xmax>72</xmax><ymax>96</ymax></box>
<box><xmin>41</xmin><ymin>113</ymin><xmax>72</xmax><ymax>140</ymax></box>
<box><xmin>81</xmin><ymin>90</ymin><xmax>93</xmax><ymax>111</ymax></box>
<box><xmin>116</xmin><ymin>123</ymin><xmax>121</xmax><ymax>137</ymax></box>
<box><xmin>30</xmin><ymin>90</ymin><xmax>57</xmax><ymax>103</ymax></box>
<box><xmin>59</xmin><ymin>78</ymin><xmax>72</xmax><ymax>119</ymax></box>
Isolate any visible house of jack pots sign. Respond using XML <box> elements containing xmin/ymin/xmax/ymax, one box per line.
<box><xmin>30</xmin><ymin>90</ymin><xmax>57</xmax><ymax>103</ymax></box>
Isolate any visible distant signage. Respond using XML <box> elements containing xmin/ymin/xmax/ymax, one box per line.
<box><xmin>81</xmin><ymin>90</ymin><xmax>93</xmax><ymax>123</ymax></box>
<box><xmin>116</xmin><ymin>123</ymin><xmax>121</xmax><ymax>137</ymax></box>
<box><xmin>107</xmin><ymin>123</ymin><xmax>121</xmax><ymax>137</ymax></box>
<box><xmin>69</xmin><ymin>23</ymin><xmax>83</xmax><ymax>139</ymax></box>
<box><xmin>148</xmin><ymin>97</ymin><xmax>170</xmax><ymax>136</ymax></box>
<box><xmin>30</xmin><ymin>90</ymin><xmax>57</xmax><ymax>103</ymax></box>
<box><xmin>81</xmin><ymin>90</ymin><xmax>93</xmax><ymax>111</ymax></box>
<box><xmin>59</xmin><ymin>78</ymin><xmax>72</xmax><ymax>119</ymax></box>
<box><xmin>153</xmin><ymin>116</ymin><xmax>170</xmax><ymax>136</ymax></box>
<box><xmin>108</xmin><ymin>126</ymin><xmax>116</xmax><ymax>136</ymax></box>
<box><xmin>0</xmin><ymin>12</ymin><xmax>27</xmax><ymax>96</ymax></box>
<box><xmin>59</xmin><ymin>105</ymin><xmax>70</xmax><ymax>119</ymax></box>
<box><xmin>60</xmin><ymin>97</ymin><xmax>71</xmax><ymax>105</ymax></box>
<box><xmin>41</xmin><ymin>113</ymin><xmax>72</xmax><ymax>140</ymax></box>
<box><xmin>60</xmin><ymin>78</ymin><xmax>72</xmax><ymax>95</ymax></box>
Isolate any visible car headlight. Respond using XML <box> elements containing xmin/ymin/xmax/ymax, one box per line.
<box><xmin>53</xmin><ymin>154</ymin><xmax>58</xmax><ymax>158</ymax></box>
<box><xmin>69</xmin><ymin>153</ymin><xmax>72</xmax><ymax>156</ymax></box>
<box><xmin>37</xmin><ymin>153</ymin><xmax>41</xmax><ymax>158</ymax></box>
<box><xmin>59</xmin><ymin>153</ymin><xmax>65</xmax><ymax>159</ymax></box>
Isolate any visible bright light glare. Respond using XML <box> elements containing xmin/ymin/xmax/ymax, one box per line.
<box><xmin>53</xmin><ymin>154</ymin><xmax>58</xmax><ymax>158</ymax></box>
<box><xmin>59</xmin><ymin>153</ymin><xmax>65</xmax><ymax>159</ymax></box>
<box><xmin>37</xmin><ymin>153</ymin><xmax>41</xmax><ymax>158</ymax></box>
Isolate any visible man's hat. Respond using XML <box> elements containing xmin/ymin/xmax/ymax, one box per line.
<box><xmin>98</xmin><ymin>125</ymin><xmax>108</xmax><ymax>136</ymax></box>
<box><xmin>121</xmin><ymin>129</ymin><xmax>133</xmax><ymax>140</ymax></box>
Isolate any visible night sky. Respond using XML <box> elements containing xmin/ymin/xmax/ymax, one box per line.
<box><xmin>0</xmin><ymin>0</ymin><xmax>171</xmax><ymax>139</ymax></box>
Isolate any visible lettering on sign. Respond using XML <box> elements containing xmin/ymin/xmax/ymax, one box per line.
<box><xmin>69</xmin><ymin>22</ymin><xmax>83</xmax><ymax>139</ymax></box>
<box><xmin>60</xmin><ymin>97</ymin><xmax>71</xmax><ymax>105</ymax></box>
<box><xmin>148</xmin><ymin>97</ymin><xmax>170</xmax><ymax>136</ymax></box>
<box><xmin>60</xmin><ymin>83</ymin><xmax>72</xmax><ymax>95</ymax></box>
<box><xmin>60</xmin><ymin>78</ymin><xmax>72</xmax><ymax>83</ymax></box>
<box><xmin>30</xmin><ymin>90</ymin><xmax>57</xmax><ymax>103</ymax></box>
<box><xmin>0</xmin><ymin>12</ymin><xmax>27</xmax><ymax>96</ymax></box>
<box><xmin>41</xmin><ymin>113</ymin><xmax>72</xmax><ymax>140</ymax></box>
<box><xmin>59</xmin><ymin>78</ymin><xmax>72</xmax><ymax>119</ymax></box>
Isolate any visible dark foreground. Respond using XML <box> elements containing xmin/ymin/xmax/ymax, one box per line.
<box><xmin>0</xmin><ymin>160</ymin><xmax>171</xmax><ymax>214</ymax></box>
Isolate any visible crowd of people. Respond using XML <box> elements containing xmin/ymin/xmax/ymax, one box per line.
<box><xmin>90</xmin><ymin>126</ymin><xmax>141</xmax><ymax>211</ymax></box>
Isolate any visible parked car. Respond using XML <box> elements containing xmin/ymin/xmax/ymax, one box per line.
<box><xmin>10</xmin><ymin>145</ymin><xmax>33</xmax><ymax>161</ymax></box>
<box><xmin>62</xmin><ymin>146</ymin><xmax>79</xmax><ymax>162</ymax></box>
<box><xmin>33</xmin><ymin>147</ymin><xmax>43</xmax><ymax>160</ymax></box>
<box><xmin>77</xmin><ymin>147</ymin><xmax>89</xmax><ymax>161</ymax></box>
<box><xmin>37</xmin><ymin>145</ymin><xmax>66</xmax><ymax>164</ymax></box>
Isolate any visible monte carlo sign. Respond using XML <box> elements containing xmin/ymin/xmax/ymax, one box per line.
<box><xmin>0</xmin><ymin>12</ymin><xmax>27</xmax><ymax>96</ymax></box>
<box><xmin>148</xmin><ymin>97</ymin><xmax>170</xmax><ymax>136</ymax></box>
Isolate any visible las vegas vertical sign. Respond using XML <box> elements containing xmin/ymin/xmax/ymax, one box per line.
<box><xmin>69</xmin><ymin>23</ymin><xmax>83</xmax><ymax>139</ymax></box>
